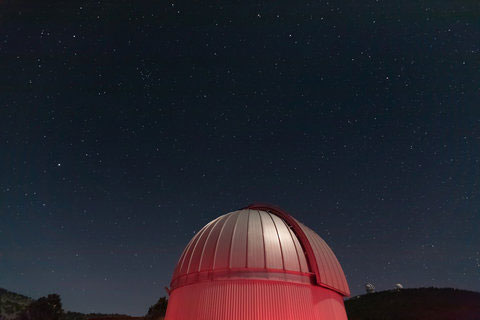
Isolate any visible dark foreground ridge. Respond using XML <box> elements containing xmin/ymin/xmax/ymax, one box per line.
<box><xmin>2</xmin><ymin>286</ymin><xmax>479</xmax><ymax>320</ymax></box>
<box><xmin>0</xmin><ymin>287</ymin><xmax>166</xmax><ymax>320</ymax></box>
<box><xmin>345</xmin><ymin>287</ymin><xmax>480</xmax><ymax>320</ymax></box>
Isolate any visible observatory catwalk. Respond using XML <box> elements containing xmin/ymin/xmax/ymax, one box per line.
<box><xmin>165</xmin><ymin>204</ymin><xmax>350</xmax><ymax>320</ymax></box>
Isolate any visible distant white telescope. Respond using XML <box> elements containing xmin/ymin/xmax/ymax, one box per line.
<box><xmin>365</xmin><ymin>283</ymin><xmax>375</xmax><ymax>294</ymax></box>
<box><xmin>394</xmin><ymin>283</ymin><xmax>403</xmax><ymax>290</ymax></box>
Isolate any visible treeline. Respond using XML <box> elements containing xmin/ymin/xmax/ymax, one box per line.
<box><xmin>6</xmin><ymin>287</ymin><xmax>479</xmax><ymax>320</ymax></box>
<box><xmin>345</xmin><ymin>287</ymin><xmax>480</xmax><ymax>320</ymax></box>
<box><xmin>5</xmin><ymin>293</ymin><xmax>167</xmax><ymax>320</ymax></box>
<box><xmin>11</xmin><ymin>294</ymin><xmax>63</xmax><ymax>320</ymax></box>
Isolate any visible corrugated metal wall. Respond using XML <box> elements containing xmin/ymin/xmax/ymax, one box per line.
<box><xmin>165</xmin><ymin>280</ymin><xmax>348</xmax><ymax>320</ymax></box>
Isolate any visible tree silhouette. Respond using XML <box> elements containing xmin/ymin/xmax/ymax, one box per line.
<box><xmin>145</xmin><ymin>296</ymin><xmax>168</xmax><ymax>319</ymax></box>
<box><xmin>17</xmin><ymin>294</ymin><xmax>64</xmax><ymax>320</ymax></box>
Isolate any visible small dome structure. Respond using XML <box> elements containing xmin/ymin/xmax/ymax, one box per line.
<box><xmin>165</xmin><ymin>204</ymin><xmax>350</xmax><ymax>320</ymax></box>
<box><xmin>365</xmin><ymin>283</ymin><xmax>375</xmax><ymax>294</ymax></box>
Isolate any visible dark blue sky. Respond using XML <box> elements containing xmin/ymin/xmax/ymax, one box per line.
<box><xmin>1</xmin><ymin>0</ymin><xmax>479</xmax><ymax>316</ymax></box>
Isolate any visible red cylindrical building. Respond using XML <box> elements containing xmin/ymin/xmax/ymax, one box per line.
<box><xmin>165</xmin><ymin>204</ymin><xmax>350</xmax><ymax>320</ymax></box>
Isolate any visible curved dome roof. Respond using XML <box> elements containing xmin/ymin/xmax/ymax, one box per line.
<box><xmin>170</xmin><ymin>204</ymin><xmax>350</xmax><ymax>296</ymax></box>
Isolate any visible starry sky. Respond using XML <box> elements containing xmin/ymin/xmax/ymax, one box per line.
<box><xmin>1</xmin><ymin>0</ymin><xmax>479</xmax><ymax>316</ymax></box>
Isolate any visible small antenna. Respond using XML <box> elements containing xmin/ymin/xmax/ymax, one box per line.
<box><xmin>164</xmin><ymin>286</ymin><xmax>171</xmax><ymax>296</ymax></box>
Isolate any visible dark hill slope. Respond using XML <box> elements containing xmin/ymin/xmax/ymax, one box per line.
<box><xmin>345</xmin><ymin>287</ymin><xmax>480</xmax><ymax>320</ymax></box>
<box><xmin>0</xmin><ymin>288</ymin><xmax>33</xmax><ymax>319</ymax></box>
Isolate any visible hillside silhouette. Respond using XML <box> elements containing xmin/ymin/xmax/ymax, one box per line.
<box><xmin>2</xmin><ymin>286</ymin><xmax>479</xmax><ymax>320</ymax></box>
<box><xmin>0</xmin><ymin>288</ymin><xmax>165</xmax><ymax>320</ymax></box>
<box><xmin>345</xmin><ymin>287</ymin><xmax>480</xmax><ymax>320</ymax></box>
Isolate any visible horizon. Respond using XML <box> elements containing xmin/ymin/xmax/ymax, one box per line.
<box><xmin>2</xmin><ymin>285</ymin><xmax>480</xmax><ymax>317</ymax></box>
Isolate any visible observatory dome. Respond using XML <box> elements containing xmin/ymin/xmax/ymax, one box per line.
<box><xmin>165</xmin><ymin>204</ymin><xmax>350</xmax><ymax>320</ymax></box>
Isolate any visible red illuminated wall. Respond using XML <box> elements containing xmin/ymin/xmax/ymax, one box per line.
<box><xmin>166</xmin><ymin>280</ymin><xmax>348</xmax><ymax>320</ymax></box>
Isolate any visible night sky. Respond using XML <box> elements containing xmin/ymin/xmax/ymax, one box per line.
<box><xmin>1</xmin><ymin>0</ymin><xmax>479</xmax><ymax>316</ymax></box>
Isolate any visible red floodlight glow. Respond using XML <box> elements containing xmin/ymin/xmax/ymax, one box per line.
<box><xmin>165</xmin><ymin>204</ymin><xmax>350</xmax><ymax>320</ymax></box>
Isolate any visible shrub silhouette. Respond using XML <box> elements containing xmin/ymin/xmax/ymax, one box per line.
<box><xmin>144</xmin><ymin>297</ymin><xmax>168</xmax><ymax>320</ymax></box>
<box><xmin>17</xmin><ymin>294</ymin><xmax>63</xmax><ymax>320</ymax></box>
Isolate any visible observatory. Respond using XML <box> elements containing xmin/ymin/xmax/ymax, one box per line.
<box><xmin>365</xmin><ymin>283</ymin><xmax>375</xmax><ymax>294</ymax></box>
<box><xmin>165</xmin><ymin>204</ymin><xmax>350</xmax><ymax>320</ymax></box>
